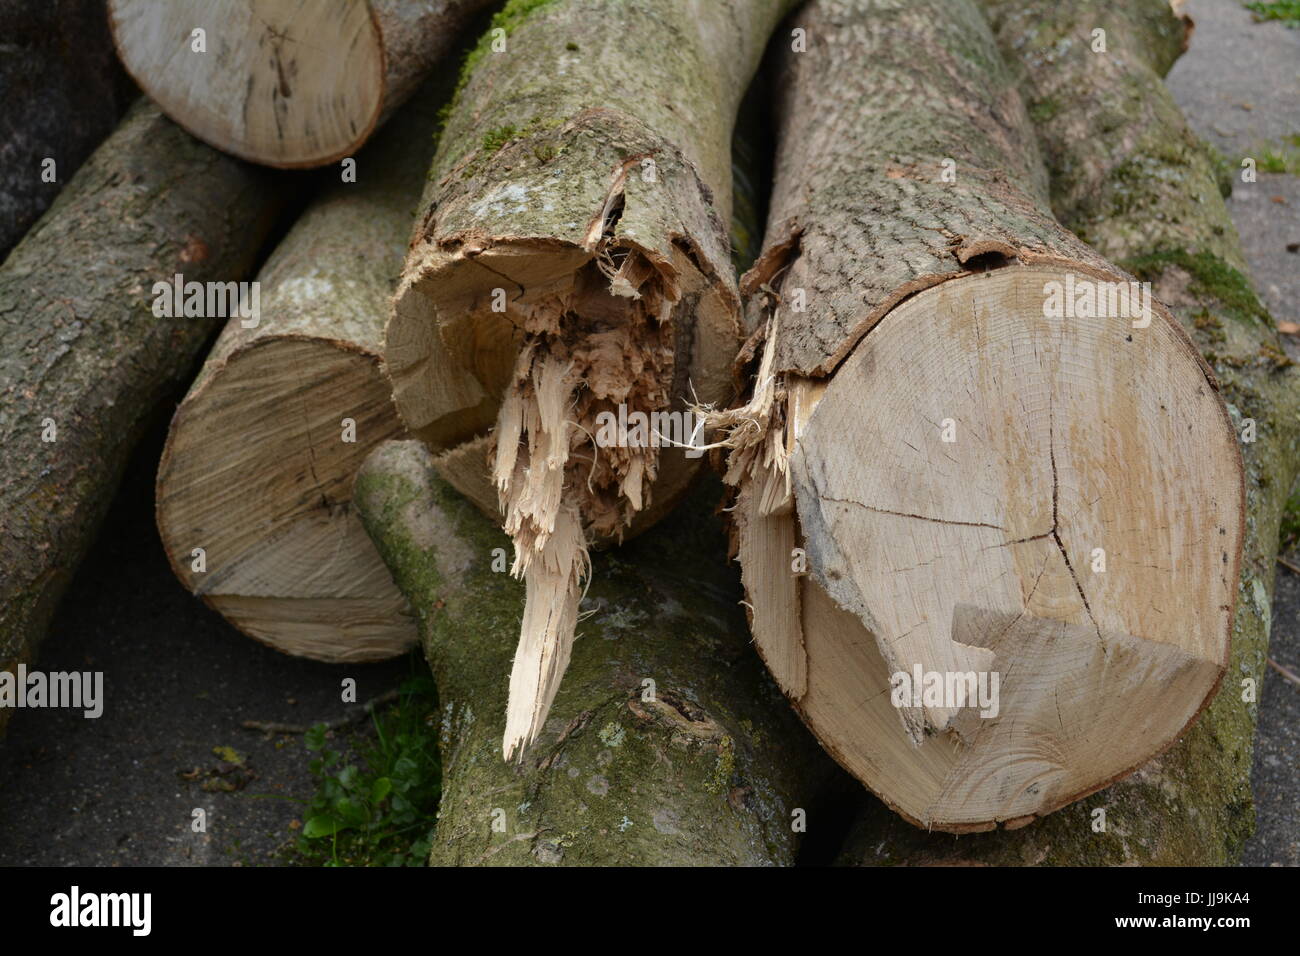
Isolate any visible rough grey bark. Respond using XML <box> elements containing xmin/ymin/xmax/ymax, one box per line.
<box><xmin>749</xmin><ymin>0</ymin><xmax>1119</xmax><ymax>377</ymax></box>
<box><xmin>0</xmin><ymin>0</ymin><xmax>135</xmax><ymax>258</ymax></box>
<box><xmin>354</xmin><ymin>440</ymin><xmax>841</xmax><ymax>865</ymax></box>
<box><xmin>837</xmin><ymin>0</ymin><xmax>1300</xmax><ymax>865</ymax></box>
<box><xmin>0</xmin><ymin>102</ymin><xmax>290</xmax><ymax>736</ymax></box>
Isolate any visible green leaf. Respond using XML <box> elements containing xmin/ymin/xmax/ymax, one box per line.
<box><xmin>304</xmin><ymin>724</ymin><xmax>328</xmax><ymax>752</ymax></box>
<box><xmin>302</xmin><ymin>815</ymin><xmax>346</xmax><ymax>839</ymax></box>
<box><xmin>371</xmin><ymin>777</ymin><xmax>393</xmax><ymax>804</ymax></box>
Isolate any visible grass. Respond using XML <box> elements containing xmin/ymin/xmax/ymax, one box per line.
<box><xmin>1245</xmin><ymin>1</ymin><xmax>1300</xmax><ymax>25</ymax></box>
<box><xmin>286</xmin><ymin>674</ymin><xmax>442</xmax><ymax>867</ymax></box>
<box><xmin>1246</xmin><ymin>134</ymin><xmax>1300</xmax><ymax>174</ymax></box>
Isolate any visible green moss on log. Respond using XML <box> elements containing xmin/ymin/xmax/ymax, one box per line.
<box><xmin>355</xmin><ymin>441</ymin><xmax>840</xmax><ymax>866</ymax></box>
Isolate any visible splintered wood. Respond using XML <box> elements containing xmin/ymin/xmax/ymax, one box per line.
<box><xmin>713</xmin><ymin>0</ymin><xmax>1244</xmax><ymax>830</ymax></box>
<box><xmin>384</xmin><ymin>0</ymin><xmax>801</xmax><ymax>760</ymax></box>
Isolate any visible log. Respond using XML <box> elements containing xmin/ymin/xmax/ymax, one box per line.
<box><xmin>835</xmin><ymin>0</ymin><xmax>1300</xmax><ymax>866</ymax></box>
<box><xmin>0</xmin><ymin>102</ymin><xmax>289</xmax><ymax>736</ymax></box>
<box><xmin>352</xmin><ymin>439</ymin><xmax>840</xmax><ymax>866</ymax></box>
<box><xmin>0</xmin><ymin>0</ymin><xmax>134</xmax><ymax>258</ymax></box>
<box><xmin>979</xmin><ymin>0</ymin><xmax>1232</xmax><ymax>268</ymax></box>
<box><xmin>154</xmin><ymin>81</ymin><xmax>452</xmax><ymax>664</ymax></box>
<box><xmin>107</xmin><ymin>0</ymin><xmax>491</xmax><ymax>168</ymax></box>
<box><xmin>385</xmin><ymin>0</ymin><xmax>799</xmax><ymax>760</ymax></box>
<box><xmin>713</xmin><ymin>0</ymin><xmax>1245</xmax><ymax>832</ymax></box>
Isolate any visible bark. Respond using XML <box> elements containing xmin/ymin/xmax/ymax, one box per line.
<box><xmin>978</xmin><ymin>0</ymin><xmax>1230</xmax><ymax>266</ymax></box>
<box><xmin>353</xmin><ymin>439</ymin><xmax>840</xmax><ymax>866</ymax></box>
<box><xmin>0</xmin><ymin>102</ymin><xmax>290</xmax><ymax>737</ymax></box>
<box><xmin>0</xmin><ymin>0</ymin><xmax>134</xmax><ymax>258</ymax></box>
<box><xmin>714</xmin><ymin>0</ymin><xmax>1243</xmax><ymax>831</ymax></box>
<box><xmin>155</xmin><ymin>79</ymin><xmax>454</xmax><ymax>664</ymax></box>
<box><xmin>107</xmin><ymin>0</ymin><xmax>492</xmax><ymax>168</ymax></box>
<box><xmin>836</xmin><ymin>0</ymin><xmax>1300</xmax><ymax>865</ymax></box>
<box><xmin>385</xmin><ymin>0</ymin><xmax>800</xmax><ymax>759</ymax></box>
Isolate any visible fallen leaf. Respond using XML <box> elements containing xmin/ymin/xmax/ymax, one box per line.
<box><xmin>212</xmin><ymin>745</ymin><xmax>245</xmax><ymax>766</ymax></box>
<box><xmin>1278</xmin><ymin>321</ymin><xmax>1299</xmax><ymax>335</ymax></box>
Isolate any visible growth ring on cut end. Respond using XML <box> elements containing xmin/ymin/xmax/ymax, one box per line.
<box><xmin>109</xmin><ymin>0</ymin><xmax>385</xmax><ymax>168</ymax></box>
<box><xmin>782</xmin><ymin>263</ymin><xmax>1243</xmax><ymax>830</ymax></box>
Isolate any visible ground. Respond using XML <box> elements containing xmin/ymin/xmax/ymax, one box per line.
<box><xmin>1166</xmin><ymin>0</ymin><xmax>1300</xmax><ymax>866</ymax></box>
<box><xmin>0</xmin><ymin>0</ymin><xmax>1295</xmax><ymax>866</ymax></box>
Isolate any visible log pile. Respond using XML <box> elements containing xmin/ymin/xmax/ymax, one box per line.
<box><xmin>2</xmin><ymin>0</ymin><xmax>1295</xmax><ymax>866</ymax></box>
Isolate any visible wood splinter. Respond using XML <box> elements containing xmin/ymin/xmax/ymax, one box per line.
<box><xmin>383</xmin><ymin>0</ymin><xmax>801</xmax><ymax>760</ymax></box>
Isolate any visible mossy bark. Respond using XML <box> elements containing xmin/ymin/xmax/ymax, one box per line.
<box><xmin>978</xmin><ymin>0</ymin><xmax>1237</xmax><ymax>268</ymax></box>
<box><xmin>354</xmin><ymin>440</ymin><xmax>840</xmax><ymax>866</ymax></box>
<box><xmin>0</xmin><ymin>102</ymin><xmax>289</xmax><ymax>736</ymax></box>
<box><xmin>837</xmin><ymin>0</ymin><xmax>1300</xmax><ymax>865</ymax></box>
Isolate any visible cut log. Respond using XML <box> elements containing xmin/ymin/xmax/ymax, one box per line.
<box><xmin>107</xmin><ymin>0</ymin><xmax>491</xmax><ymax>168</ymax></box>
<box><xmin>385</xmin><ymin>0</ymin><xmax>800</xmax><ymax>760</ymax></box>
<box><xmin>154</xmin><ymin>82</ymin><xmax>452</xmax><ymax>664</ymax></box>
<box><xmin>835</xmin><ymin>0</ymin><xmax>1300</xmax><ymax>866</ymax></box>
<box><xmin>353</xmin><ymin>439</ymin><xmax>841</xmax><ymax>865</ymax></box>
<box><xmin>0</xmin><ymin>0</ymin><xmax>135</xmax><ymax>258</ymax></box>
<box><xmin>0</xmin><ymin>102</ymin><xmax>289</xmax><ymax>736</ymax></box>
<box><xmin>713</xmin><ymin>0</ymin><xmax>1245</xmax><ymax>832</ymax></box>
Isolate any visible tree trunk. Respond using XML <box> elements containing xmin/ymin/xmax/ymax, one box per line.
<box><xmin>155</xmin><ymin>80</ymin><xmax>455</xmax><ymax>664</ymax></box>
<box><xmin>836</xmin><ymin>0</ymin><xmax>1300</xmax><ymax>865</ymax></box>
<box><xmin>385</xmin><ymin>0</ymin><xmax>799</xmax><ymax>760</ymax></box>
<box><xmin>107</xmin><ymin>0</ymin><xmax>491</xmax><ymax>168</ymax></box>
<box><xmin>352</xmin><ymin>439</ymin><xmax>840</xmax><ymax>866</ymax></box>
<box><xmin>0</xmin><ymin>102</ymin><xmax>290</xmax><ymax>737</ymax></box>
<box><xmin>0</xmin><ymin>0</ymin><xmax>134</xmax><ymax>258</ymax></box>
<box><xmin>713</xmin><ymin>0</ymin><xmax>1244</xmax><ymax>832</ymax></box>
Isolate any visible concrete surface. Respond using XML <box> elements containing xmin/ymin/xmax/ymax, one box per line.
<box><xmin>1168</xmin><ymin>0</ymin><xmax>1299</xmax><ymax>866</ymax></box>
